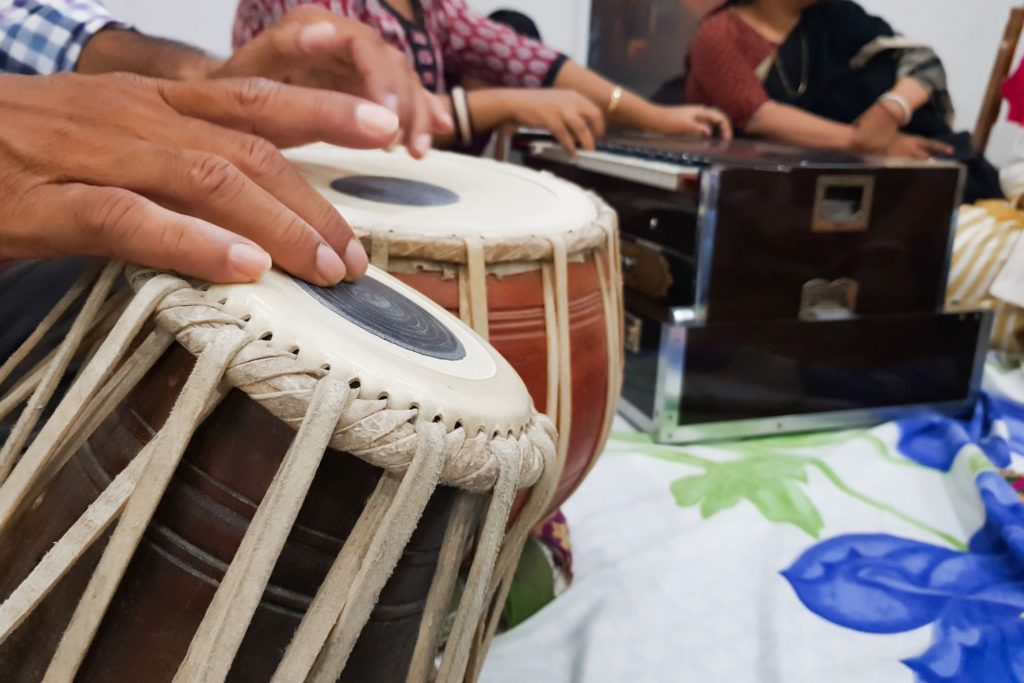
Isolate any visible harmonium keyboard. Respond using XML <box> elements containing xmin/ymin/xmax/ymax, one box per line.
<box><xmin>512</xmin><ymin>131</ymin><xmax>992</xmax><ymax>443</ymax></box>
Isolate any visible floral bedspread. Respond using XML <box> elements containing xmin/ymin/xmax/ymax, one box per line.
<box><xmin>480</xmin><ymin>357</ymin><xmax>1024</xmax><ymax>683</ymax></box>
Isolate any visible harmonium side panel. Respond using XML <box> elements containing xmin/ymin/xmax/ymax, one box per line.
<box><xmin>675</xmin><ymin>311</ymin><xmax>985</xmax><ymax>427</ymax></box>
<box><xmin>700</xmin><ymin>165</ymin><xmax>962</xmax><ymax>322</ymax></box>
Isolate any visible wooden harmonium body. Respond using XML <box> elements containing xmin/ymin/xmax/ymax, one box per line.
<box><xmin>516</xmin><ymin>132</ymin><xmax>992</xmax><ymax>443</ymax></box>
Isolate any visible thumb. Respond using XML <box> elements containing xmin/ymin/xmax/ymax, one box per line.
<box><xmin>295</xmin><ymin>21</ymin><xmax>347</xmax><ymax>55</ymax></box>
<box><xmin>428</xmin><ymin>92</ymin><xmax>454</xmax><ymax>134</ymax></box>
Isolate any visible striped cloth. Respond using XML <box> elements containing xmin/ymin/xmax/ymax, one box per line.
<box><xmin>946</xmin><ymin>200</ymin><xmax>1024</xmax><ymax>354</ymax></box>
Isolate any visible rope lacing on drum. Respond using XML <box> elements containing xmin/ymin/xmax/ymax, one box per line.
<box><xmin>0</xmin><ymin>262</ymin><xmax>559</xmax><ymax>683</ymax></box>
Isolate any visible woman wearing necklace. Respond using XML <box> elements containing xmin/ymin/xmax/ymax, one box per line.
<box><xmin>685</xmin><ymin>0</ymin><xmax>1001</xmax><ymax>201</ymax></box>
<box><xmin>233</xmin><ymin>0</ymin><xmax>731</xmax><ymax>156</ymax></box>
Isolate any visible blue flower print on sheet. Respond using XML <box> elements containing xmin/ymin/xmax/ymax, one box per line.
<box><xmin>991</xmin><ymin>393</ymin><xmax>1024</xmax><ymax>456</ymax></box>
<box><xmin>783</xmin><ymin>472</ymin><xmax>1024</xmax><ymax>682</ymax></box>
<box><xmin>897</xmin><ymin>394</ymin><xmax>1011</xmax><ymax>471</ymax></box>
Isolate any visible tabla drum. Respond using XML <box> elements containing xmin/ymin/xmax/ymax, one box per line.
<box><xmin>0</xmin><ymin>259</ymin><xmax>556</xmax><ymax>682</ymax></box>
<box><xmin>288</xmin><ymin>144</ymin><xmax>623</xmax><ymax>517</ymax></box>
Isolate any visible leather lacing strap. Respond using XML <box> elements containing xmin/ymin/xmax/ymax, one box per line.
<box><xmin>0</xmin><ymin>264</ymin><xmax>557</xmax><ymax>683</ymax></box>
<box><xmin>0</xmin><ymin>266</ymin><xmax>186</xmax><ymax>531</ymax></box>
<box><xmin>370</xmin><ymin>231</ymin><xmax>391</xmax><ymax>270</ymax></box>
<box><xmin>0</xmin><ymin>262</ymin><xmax>109</xmax><ymax>483</ymax></box>
<box><xmin>464</xmin><ymin>236</ymin><xmax>490</xmax><ymax>339</ymax></box>
<box><xmin>271</xmin><ymin>471</ymin><xmax>402</xmax><ymax>681</ymax></box>
<box><xmin>0</xmin><ymin>435</ymin><xmax>149</xmax><ymax>644</ymax></box>
<box><xmin>0</xmin><ymin>284</ymin><xmax>130</xmax><ymax>447</ymax></box>
<box><xmin>541</xmin><ymin>264</ymin><xmax>559</xmax><ymax>426</ymax></box>
<box><xmin>0</xmin><ymin>264</ymin><xmax>97</xmax><ymax>391</ymax></box>
<box><xmin>436</xmin><ymin>440</ymin><xmax>520</xmax><ymax>682</ymax></box>
<box><xmin>175</xmin><ymin>377</ymin><xmax>354</xmax><ymax>682</ymax></box>
<box><xmin>468</xmin><ymin>426</ymin><xmax>560</xmax><ymax>681</ymax></box>
<box><xmin>407</xmin><ymin>492</ymin><xmax>483</xmax><ymax>682</ymax></box>
<box><xmin>587</xmin><ymin>213</ymin><xmax>624</xmax><ymax>483</ymax></box>
<box><xmin>540</xmin><ymin>235</ymin><xmax>572</xmax><ymax>510</ymax></box>
<box><xmin>43</xmin><ymin>327</ymin><xmax>248</xmax><ymax>682</ymax></box>
<box><xmin>468</xmin><ymin>203</ymin><xmax>621</xmax><ymax>680</ymax></box>
<box><xmin>305</xmin><ymin>418</ymin><xmax>448</xmax><ymax>682</ymax></box>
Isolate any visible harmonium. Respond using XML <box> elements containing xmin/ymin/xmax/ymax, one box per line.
<box><xmin>509</xmin><ymin>131</ymin><xmax>992</xmax><ymax>443</ymax></box>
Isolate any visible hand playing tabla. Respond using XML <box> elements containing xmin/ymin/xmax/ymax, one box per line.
<box><xmin>211</xmin><ymin>6</ymin><xmax>452</xmax><ymax>159</ymax></box>
<box><xmin>0</xmin><ymin>73</ymin><xmax>400</xmax><ymax>285</ymax></box>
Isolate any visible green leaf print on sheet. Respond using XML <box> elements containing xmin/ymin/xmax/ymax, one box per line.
<box><xmin>670</xmin><ymin>456</ymin><xmax>824</xmax><ymax>537</ymax></box>
<box><xmin>612</xmin><ymin>430</ymin><xmax>966</xmax><ymax>550</ymax></box>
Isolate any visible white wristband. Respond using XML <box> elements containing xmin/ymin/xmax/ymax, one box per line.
<box><xmin>451</xmin><ymin>86</ymin><xmax>473</xmax><ymax>147</ymax></box>
<box><xmin>878</xmin><ymin>92</ymin><xmax>913</xmax><ymax>127</ymax></box>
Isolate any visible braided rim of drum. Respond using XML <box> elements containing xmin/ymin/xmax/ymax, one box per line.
<box><xmin>126</xmin><ymin>267</ymin><xmax>554</xmax><ymax>494</ymax></box>
<box><xmin>357</xmin><ymin>189</ymin><xmax>615</xmax><ymax>264</ymax></box>
<box><xmin>352</xmin><ymin>186</ymin><xmax>623</xmax><ymax>520</ymax></box>
<box><xmin>0</xmin><ymin>261</ymin><xmax>561</xmax><ymax>683</ymax></box>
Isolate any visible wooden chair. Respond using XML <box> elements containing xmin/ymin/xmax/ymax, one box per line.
<box><xmin>974</xmin><ymin>5</ymin><xmax>1024</xmax><ymax>153</ymax></box>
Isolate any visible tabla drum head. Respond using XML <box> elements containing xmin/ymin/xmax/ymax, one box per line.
<box><xmin>328</xmin><ymin>175</ymin><xmax>460</xmax><ymax>207</ymax></box>
<box><xmin>205</xmin><ymin>266</ymin><xmax>534</xmax><ymax>436</ymax></box>
<box><xmin>285</xmin><ymin>144</ymin><xmax>599</xmax><ymax>240</ymax></box>
<box><xmin>284</xmin><ymin>143</ymin><xmax>620</xmax><ymax>519</ymax></box>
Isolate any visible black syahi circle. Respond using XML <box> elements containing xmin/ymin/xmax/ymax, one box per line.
<box><xmin>329</xmin><ymin>175</ymin><xmax>460</xmax><ymax>207</ymax></box>
<box><xmin>295</xmin><ymin>275</ymin><xmax>466</xmax><ymax>361</ymax></box>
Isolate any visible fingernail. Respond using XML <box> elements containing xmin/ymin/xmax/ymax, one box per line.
<box><xmin>414</xmin><ymin>133</ymin><xmax>432</xmax><ymax>155</ymax></box>
<box><xmin>383</xmin><ymin>94</ymin><xmax>399</xmax><ymax>113</ymax></box>
<box><xmin>228</xmin><ymin>243</ymin><xmax>272</xmax><ymax>280</ymax></box>
<box><xmin>440</xmin><ymin>111</ymin><xmax>454</xmax><ymax>130</ymax></box>
<box><xmin>343</xmin><ymin>238</ymin><xmax>368</xmax><ymax>280</ymax></box>
<box><xmin>356</xmin><ymin>102</ymin><xmax>399</xmax><ymax>136</ymax></box>
<box><xmin>386</xmin><ymin>129</ymin><xmax>402</xmax><ymax>151</ymax></box>
<box><xmin>316</xmin><ymin>243</ymin><xmax>346</xmax><ymax>284</ymax></box>
<box><xmin>298</xmin><ymin>22</ymin><xmax>336</xmax><ymax>51</ymax></box>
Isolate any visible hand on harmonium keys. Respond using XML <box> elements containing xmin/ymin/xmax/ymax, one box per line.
<box><xmin>648</xmin><ymin>104</ymin><xmax>734</xmax><ymax>140</ymax></box>
<box><xmin>504</xmin><ymin>89</ymin><xmax>607</xmax><ymax>155</ymax></box>
<box><xmin>208</xmin><ymin>5</ymin><xmax>453</xmax><ymax>159</ymax></box>
<box><xmin>0</xmin><ymin>72</ymin><xmax>401</xmax><ymax>285</ymax></box>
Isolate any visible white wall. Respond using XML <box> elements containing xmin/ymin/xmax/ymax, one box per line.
<box><xmin>101</xmin><ymin>0</ymin><xmax>235</xmax><ymax>56</ymax></box>
<box><xmin>102</xmin><ymin>0</ymin><xmax>1022</xmax><ymax>163</ymax></box>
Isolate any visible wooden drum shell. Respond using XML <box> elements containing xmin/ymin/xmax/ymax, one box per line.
<box><xmin>0</xmin><ymin>344</ymin><xmax>454</xmax><ymax>682</ymax></box>
<box><xmin>287</xmin><ymin>145</ymin><xmax>623</xmax><ymax>521</ymax></box>
<box><xmin>386</xmin><ymin>252</ymin><xmax>616</xmax><ymax>516</ymax></box>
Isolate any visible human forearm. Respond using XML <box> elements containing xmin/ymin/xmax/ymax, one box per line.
<box><xmin>552</xmin><ymin>60</ymin><xmax>660</xmax><ymax>130</ymax></box>
<box><xmin>463</xmin><ymin>89</ymin><xmax>522</xmax><ymax>132</ymax></box>
<box><xmin>891</xmin><ymin>77</ymin><xmax>931</xmax><ymax>111</ymax></box>
<box><xmin>77</xmin><ymin>28</ymin><xmax>220</xmax><ymax>80</ymax></box>
<box><xmin>746</xmin><ymin>101</ymin><xmax>856</xmax><ymax>150</ymax></box>
<box><xmin>747</xmin><ymin>99</ymin><xmax>949</xmax><ymax>159</ymax></box>
<box><xmin>428</xmin><ymin>89</ymin><xmax>514</xmax><ymax>149</ymax></box>
<box><xmin>455</xmin><ymin>88</ymin><xmax>604</xmax><ymax>155</ymax></box>
<box><xmin>434</xmin><ymin>89</ymin><xmax>543</xmax><ymax>149</ymax></box>
<box><xmin>852</xmin><ymin>77</ymin><xmax>932</xmax><ymax>153</ymax></box>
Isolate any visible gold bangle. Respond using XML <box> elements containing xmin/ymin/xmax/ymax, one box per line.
<box><xmin>607</xmin><ymin>86</ymin><xmax>624</xmax><ymax>115</ymax></box>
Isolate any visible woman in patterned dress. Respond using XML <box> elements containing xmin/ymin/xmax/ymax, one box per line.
<box><xmin>233</xmin><ymin>0</ymin><xmax>732</xmax><ymax>155</ymax></box>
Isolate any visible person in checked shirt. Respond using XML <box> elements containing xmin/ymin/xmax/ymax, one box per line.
<box><xmin>0</xmin><ymin>0</ymin><xmax>453</xmax><ymax>284</ymax></box>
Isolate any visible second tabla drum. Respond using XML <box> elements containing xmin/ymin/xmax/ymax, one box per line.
<box><xmin>290</xmin><ymin>145</ymin><xmax>623</xmax><ymax>517</ymax></box>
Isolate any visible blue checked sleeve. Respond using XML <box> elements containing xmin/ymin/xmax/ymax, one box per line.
<box><xmin>0</xmin><ymin>0</ymin><xmax>130</xmax><ymax>74</ymax></box>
